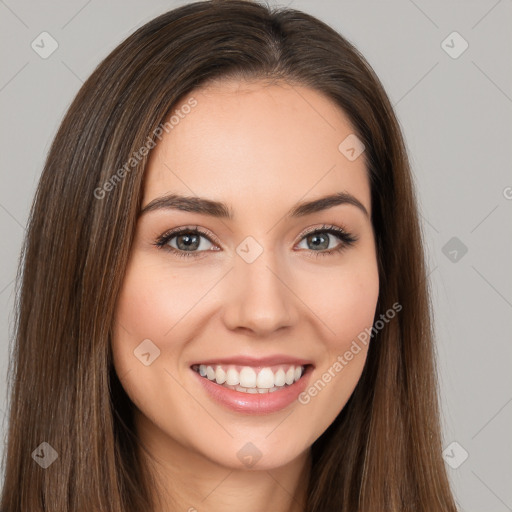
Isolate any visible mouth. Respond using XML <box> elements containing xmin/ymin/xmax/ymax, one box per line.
<box><xmin>190</xmin><ymin>360</ymin><xmax>314</xmax><ymax>414</ymax></box>
<box><xmin>191</xmin><ymin>363</ymin><xmax>310</xmax><ymax>394</ymax></box>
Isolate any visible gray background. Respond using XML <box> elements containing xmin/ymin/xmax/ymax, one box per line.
<box><xmin>1</xmin><ymin>1</ymin><xmax>511</xmax><ymax>510</ymax></box>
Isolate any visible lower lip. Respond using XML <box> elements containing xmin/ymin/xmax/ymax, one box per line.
<box><xmin>191</xmin><ymin>365</ymin><xmax>314</xmax><ymax>415</ymax></box>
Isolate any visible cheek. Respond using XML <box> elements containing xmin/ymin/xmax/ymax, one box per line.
<box><xmin>110</xmin><ymin>257</ymin><xmax>206</xmax><ymax>434</ymax></box>
<box><xmin>299</xmin><ymin>258</ymin><xmax>380</xmax><ymax>351</ymax></box>
<box><xmin>113</xmin><ymin>256</ymin><xmax>211</xmax><ymax>349</ymax></box>
<box><xmin>110</xmin><ymin>256</ymin><xmax>182</xmax><ymax>387</ymax></box>
<box><xmin>293</xmin><ymin>256</ymin><xmax>379</xmax><ymax>436</ymax></box>
<box><xmin>334</xmin><ymin>271</ymin><xmax>379</xmax><ymax>344</ymax></box>
<box><xmin>110</xmin><ymin>253</ymin><xmax>227</xmax><ymax>409</ymax></box>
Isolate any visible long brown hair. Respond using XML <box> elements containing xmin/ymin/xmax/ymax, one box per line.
<box><xmin>1</xmin><ymin>1</ymin><xmax>458</xmax><ymax>510</ymax></box>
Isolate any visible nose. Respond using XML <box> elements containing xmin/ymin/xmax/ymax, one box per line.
<box><xmin>221</xmin><ymin>245</ymin><xmax>300</xmax><ymax>336</ymax></box>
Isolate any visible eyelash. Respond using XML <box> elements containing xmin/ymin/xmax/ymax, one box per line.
<box><xmin>153</xmin><ymin>224</ymin><xmax>358</xmax><ymax>259</ymax></box>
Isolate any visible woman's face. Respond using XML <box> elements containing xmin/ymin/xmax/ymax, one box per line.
<box><xmin>112</xmin><ymin>79</ymin><xmax>379</xmax><ymax>471</ymax></box>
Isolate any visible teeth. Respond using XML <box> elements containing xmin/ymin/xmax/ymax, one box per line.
<box><xmin>274</xmin><ymin>368</ymin><xmax>285</xmax><ymax>387</ymax></box>
<box><xmin>285</xmin><ymin>367</ymin><xmax>295</xmax><ymax>385</ymax></box>
<box><xmin>256</xmin><ymin>368</ymin><xmax>275</xmax><ymax>389</ymax></box>
<box><xmin>226</xmin><ymin>368</ymin><xmax>239</xmax><ymax>386</ymax></box>
<box><xmin>194</xmin><ymin>363</ymin><xmax>306</xmax><ymax>392</ymax></box>
<box><xmin>215</xmin><ymin>366</ymin><xmax>226</xmax><ymax>384</ymax></box>
<box><xmin>223</xmin><ymin>384</ymin><xmax>288</xmax><ymax>394</ymax></box>
<box><xmin>239</xmin><ymin>367</ymin><xmax>257</xmax><ymax>388</ymax></box>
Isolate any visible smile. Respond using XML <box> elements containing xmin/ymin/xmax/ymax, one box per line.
<box><xmin>191</xmin><ymin>363</ymin><xmax>306</xmax><ymax>394</ymax></box>
<box><xmin>190</xmin><ymin>360</ymin><xmax>314</xmax><ymax>414</ymax></box>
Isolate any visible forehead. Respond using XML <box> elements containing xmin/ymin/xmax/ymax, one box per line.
<box><xmin>143</xmin><ymin>80</ymin><xmax>371</xmax><ymax>219</ymax></box>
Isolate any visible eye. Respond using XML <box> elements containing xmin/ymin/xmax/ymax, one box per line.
<box><xmin>154</xmin><ymin>226</ymin><xmax>218</xmax><ymax>259</ymax></box>
<box><xmin>295</xmin><ymin>224</ymin><xmax>358</xmax><ymax>257</ymax></box>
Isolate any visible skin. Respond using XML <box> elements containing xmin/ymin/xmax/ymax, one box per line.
<box><xmin>112</xmin><ymin>79</ymin><xmax>380</xmax><ymax>512</ymax></box>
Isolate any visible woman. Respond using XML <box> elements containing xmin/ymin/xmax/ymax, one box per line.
<box><xmin>1</xmin><ymin>1</ymin><xmax>458</xmax><ymax>510</ymax></box>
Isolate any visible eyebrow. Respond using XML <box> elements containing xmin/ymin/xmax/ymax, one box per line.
<box><xmin>139</xmin><ymin>191</ymin><xmax>369</xmax><ymax>219</ymax></box>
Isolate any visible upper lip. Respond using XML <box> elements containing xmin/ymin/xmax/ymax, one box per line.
<box><xmin>190</xmin><ymin>355</ymin><xmax>314</xmax><ymax>367</ymax></box>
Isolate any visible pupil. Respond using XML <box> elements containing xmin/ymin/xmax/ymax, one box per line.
<box><xmin>178</xmin><ymin>233</ymin><xmax>199</xmax><ymax>250</ymax></box>
<box><xmin>310</xmin><ymin>233</ymin><xmax>328</xmax><ymax>250</ymax></box>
